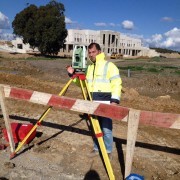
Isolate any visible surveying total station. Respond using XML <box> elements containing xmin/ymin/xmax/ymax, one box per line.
<box><xmin>72</xmin><ymin>45</ymin><xmax>87</xmax><ymax>72</ymax></box>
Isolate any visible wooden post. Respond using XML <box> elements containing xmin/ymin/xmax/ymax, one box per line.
<box><xmin>0</xmin><ymin>86</ymin><xmax>15</xmax><ymax>153</ymax></box>
<box><xmin>128</xmin><ymin>69</ymin><xmax>131</xmax><ymax>78</ymax></box>
<box><xmin>125</xmin><ymin>109</ymin><xmax>140</xmax><ymax>178</ymax></box>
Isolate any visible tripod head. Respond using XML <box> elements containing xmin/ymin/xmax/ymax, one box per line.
<box><xmin>72</xmin><ymin>45</ymin><xmax>87</xmax><ymax>72</ymax></box>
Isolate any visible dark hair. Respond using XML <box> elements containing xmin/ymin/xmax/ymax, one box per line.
<box><xmin>88</xmin><ymin>43</ymin><xmax>101</xmax><ymax>51</ymax></box>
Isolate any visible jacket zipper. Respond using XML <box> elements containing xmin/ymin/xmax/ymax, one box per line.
<box><xmin>93</xmin><ymin>62</ymin><xmax>96</xmax><ymax>81</ymax></box>
<box><xmin>91</xmin><ymin>62</ymin><xmax>96</xmax><ymax>99</ymax></box>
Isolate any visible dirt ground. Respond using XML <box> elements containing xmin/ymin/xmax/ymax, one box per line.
<box><xmin>0</xmin><ymin>51</ymin><xmax>180</xmax><ymax>180</ymax></box>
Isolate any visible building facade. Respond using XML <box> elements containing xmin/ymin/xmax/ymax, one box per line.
<box><xmin>62</xmin><ymin>29</ymin><xmax>147</xmax><ymax>57</ymax></box>
<box><xmin>11</xmin><ymin>29</ymin><xmax>159</xmax><ymax>57</ymax></box>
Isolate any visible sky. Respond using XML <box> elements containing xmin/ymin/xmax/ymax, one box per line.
<box><xmin>0</xmin><ymin>0</ymin><xmax>180</xmax><ymax>51</ymax></box>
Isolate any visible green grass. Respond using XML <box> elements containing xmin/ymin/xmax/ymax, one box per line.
<box><xmin>24</xmin><ymin>54</ymin><xmax>68</xmax><ymax>60</ymax></box>
<box><xmin>118</xmin><ymin>66</ymin><xmax>144</xmax><ymax>71</ymax></box>
<box><xmin>174</xmin><ymin>70</ymin><xmax>180</xmax><ymax>75</ymax></box>
<box><xmin>0</xmin><ymin>52</ymin><xmax>71</xmax><ymax>61</ymax></box>
<box><xmin>147</xmin><ymin>67</ymin><xmax>160</xmax><ymax>72</ymax></box>
<box><xmin>161</xmin><ymin>66</ymin><xmax>179</xmax><ymax>69</ymax></box>
<box><xmin>118</xmin><ymin>65</ymin><xmax>180</xmax><ymax>73</ymax></box>
<box><xmin>148</xmin><ymin>57</ymin><xmax>163</xmax><ymax>62</ymax></box>
<box><xmin>25</xmin><ymin>56</ymin><xmax>59</xmax><ymax>60</ymax></box>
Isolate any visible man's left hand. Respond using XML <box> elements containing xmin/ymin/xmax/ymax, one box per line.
<box><xmin>111</xmin><ymin>102</ymin><xmax>118</xmax><ymax>105</ymax></box>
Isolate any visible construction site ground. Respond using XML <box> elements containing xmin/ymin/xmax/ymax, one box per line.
<box><xmin>0</xmin><ymin>51</ymin><xmax>180</xmax><ymax>180</ymax></box>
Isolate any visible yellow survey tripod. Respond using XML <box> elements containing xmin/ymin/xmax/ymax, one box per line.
<box><xmin>11</xmin><ymin>72</ymin><xmax>115</xmax><ymax>180</ymax></box>
<box><xmin>64</xmin><ymin>72</ymin><xmax>115</xmax><ymax>180</ymax></box>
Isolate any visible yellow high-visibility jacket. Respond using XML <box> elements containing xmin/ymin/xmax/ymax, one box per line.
<box><xmin>86</xmin><ymin>53</ymin><xmax>122</xmax><ymax>104</ymax></box>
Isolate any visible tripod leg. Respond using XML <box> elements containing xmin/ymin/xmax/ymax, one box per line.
<box><xmin>79</xmin><ymin>80</ymin><xmax>115</xmax><ymax>180</ymax></box>
<box><xmin>84</xmin><ymin>80</ymin><xmax>92</xmax><ymax>101</ymax></box>
<box><xmin>90</xmin><ymin>116</ymin><xmax>115</xmax><ymax>180</ymax></box>
<box><xmin>11</xmin><ymin>78</ymin><xmax>74</xmax><ymax>158</ymax></box>
<box><xmin>57</xmin><ymin>78</ymin><xmax>74</xmax><ymax>96</ymax></box>
<box><xmin>79</xmin><ymin>80</ymin><xmax>87</xmax><ymax>100</ymax></box>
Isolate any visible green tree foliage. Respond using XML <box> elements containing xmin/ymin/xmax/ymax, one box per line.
<box><xmin>12</xmin><ymin>1</ymin><xmax>67</xmax><ymax>55</ymax></box>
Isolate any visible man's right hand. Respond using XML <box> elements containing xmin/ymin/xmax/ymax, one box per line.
<box><xmin>66</xmin><ymin>66</ymin><xmax>74</xmax><ymax>74</ymax></box>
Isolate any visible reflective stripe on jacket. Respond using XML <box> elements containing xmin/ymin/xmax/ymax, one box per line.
<box><xmin>86</xmin><ymin>53</ymin><xmax>122</xmax><ymax>104</ymax></box>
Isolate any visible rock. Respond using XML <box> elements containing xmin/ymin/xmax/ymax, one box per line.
<box><xmin>4</xmin><ymin>162</ymin><xmax>15</xmax><ymax>169</ymax></box>
<box><xmin>128</xmin><ymin>88</ymin><xmax>139</xmax><ymax>96</ymax></box>
<box><xmin>156</xmin><ymin>95</ymin><xmax>171</xmax><ymax>99</ymax></box>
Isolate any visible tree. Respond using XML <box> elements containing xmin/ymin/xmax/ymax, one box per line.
<box><xmin>12</xmin><ymin>1</ymin><xmax>67</xmax><ymax>55</ymax></box>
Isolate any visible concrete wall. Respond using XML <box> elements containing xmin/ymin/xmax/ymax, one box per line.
<box><xmin>62</xmin><ymin>29</ymin><xmax>100</xmax><ymax>53</ymax></box>
<box><xmin>11</xmin><ymin>37</ymin><xmax>38</xmax><ymax>53</ymax></box>
<box><xmin>138</xmin><ymin>47</ymin><xmax>160</xmax><ymax>57</ymax></box>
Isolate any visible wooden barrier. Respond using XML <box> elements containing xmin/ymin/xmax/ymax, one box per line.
<box><xmin>0</xmin><ymin>84</ymin><xmax>179</xmax><ymax>178</ymax></box>
<box><xmin>2</xmin><ymin>84</ymin><xmax>180</xmax><ymax>129</ymax></box>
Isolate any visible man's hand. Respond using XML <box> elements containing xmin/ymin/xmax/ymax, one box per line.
<box><xmin>66</xmin><ymin>65</ymin><xmax>74</xmax><ymax>74</ymax></box>
<box><xmin>111</xmin><ymin>102</ymin><xmax>118</xmax><ymax>105</ymax></box>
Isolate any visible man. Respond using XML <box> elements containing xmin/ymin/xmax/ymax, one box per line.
<box><xmin>67</xmin><ymin>43</ymin><xmax>122</xmax><ymax>157</ymax></box>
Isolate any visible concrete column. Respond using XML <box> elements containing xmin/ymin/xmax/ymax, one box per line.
<box><xmin>126</xmin><ymin>49</ymin><xmax>128</xmax><ymax>55</ymax></box>
<box><xmin>66</xmin><ymin>44</ymin><xmax>69</xmax><ymax>53</ymax></box>
<box><xmin>110</xmin><ymin>34</ymin><xmax>112</xmax><ymax>47</ymax></box>
<box><xmin>130</xmin><ymin>50</ymin><xmax>132</xmax><ymax>56</ymax></box>
<box><xmin>135</xmin><ymin>50</ymin><xmax>138</xmax><ymax>56</ymax></box>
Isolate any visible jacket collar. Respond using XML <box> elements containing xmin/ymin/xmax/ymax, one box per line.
<box><xmin>96</xmin><ymin>53</ymin><xmax>105</xmax><ymax>62</ymax></box>
<box><xmin>89</xmin><ymin>53</ymin><xmax>105</xmax><ymax>65</ymax></box>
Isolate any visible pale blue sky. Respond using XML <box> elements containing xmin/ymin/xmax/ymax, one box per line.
<box><xmin>0</xmin><ymin>0</ymin><xmax>180</xmax><ymax>51</ymax></box>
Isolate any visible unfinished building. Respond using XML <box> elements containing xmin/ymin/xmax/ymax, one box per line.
<box><xmin>61</xmin><ymin>29</ymin><xmax>154</xmax><ymax>57</ymax></box>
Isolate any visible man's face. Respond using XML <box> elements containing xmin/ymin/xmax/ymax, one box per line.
<box><xmin>88</xmin><ymin>45</ymin><xmax>101</xmax><ymax>62</ymax></box>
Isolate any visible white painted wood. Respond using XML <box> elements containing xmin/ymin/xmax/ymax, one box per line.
<box><xmin>125</xmin><ymin>109</ymin><xmax>140</xmax><ymax>178</ymax></box>
<box><xmin>71</xmin><ymin>99</ymin><xmax>100</xmax><ymax>114</ymax></box>
<box><xmin>30</xmin><ymin>91</ymin><xmax>52</xmax><ymax>105</ymax></box>
<box><xmin>0</xmin><ymin>86</ymin><xmax>15</xmax><ymax>152</ymax></box>
<box><xmin>170</xmin><ymin>116</ymin><xmax>180</xmax><ymax>129</ymax></box>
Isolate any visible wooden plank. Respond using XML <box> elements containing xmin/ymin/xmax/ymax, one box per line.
<box><xmin>1</xmin><ymin>84</ymin><xmax>180</xmax><ymax>129</ymax></box>
<box><xmin>125</xmin><ymin>109</ymin><xmax>140</xmax><ymax>178</ymax></box>
<box><xmin>0</xmin><ymin>86</ymin><xmax>15</xmax><ymax>152</ymax></box>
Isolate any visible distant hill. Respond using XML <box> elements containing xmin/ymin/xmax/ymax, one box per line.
<box><xmin>150</xmin><ymin>47</ymin><xmax>180</xmax><ymax>54</ymax></box>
